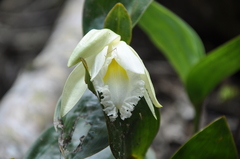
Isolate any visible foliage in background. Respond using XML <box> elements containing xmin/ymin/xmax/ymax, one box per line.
<box><xmin>171</xmin><ymin>117</ymin><xmax>238</xmax><ymax>159</ymax></box>
<box><xmin>83</xmin><ymin>0</ymin><xmax>153</xmax><ymax>34</ymax></box>
<box><xmin>139</xmin><ymin>1</ymin><xmax>240</xmax><ymax>134</ymax></box>
<box><xmin>139</xmin><ymin>1</ymin><xmax>205</xmax><ymax>82</ymax></box>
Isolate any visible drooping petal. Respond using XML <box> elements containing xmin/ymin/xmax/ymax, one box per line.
<box><xmin>125</xmin><ymin>46</ymin><xmax>162</xmax><ymax>109</ymax></box>
<box><xmin>141</xmin><ymin>69</ymin><xmax>162</xmax><ymax>108</ymax></box>
<box><xmin>143</xmin><ymin>91</ymin><xmax>157</xmax><ymax>119</ymax></box>
<box><xmin>113</xmin><ymin>41</ymin><xmax>145</xmax><ymax>74</ymax></box>
<box><xmin>68</xmin><ymin>29</ymin><xmax>120</xmax><ymax>67</ymax></box>
<box><xmin>61</xmin><ymin>63</ymin><xmax>87</xmax><ymax>117</ymax></box>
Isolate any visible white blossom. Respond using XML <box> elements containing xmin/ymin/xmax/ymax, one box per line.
<box><xmin>61</xmin><ymin>29</ymin><xmax>162</xmax><ymax>121</ymax></box>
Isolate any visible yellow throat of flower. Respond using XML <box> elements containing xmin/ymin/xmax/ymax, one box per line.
<box><xmin>103</xmin><ymin>59</ymin><xmax>129</xmax><ymax>109</ymax></box>
<box><xmin>103</xmin><ymin>59</ymin><xmax>128</xmax><ymax>83</ymax></box>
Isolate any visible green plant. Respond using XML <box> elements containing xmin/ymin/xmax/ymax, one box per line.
<box><xmin>25</xmin><ymin>0</ymin><xmax>239</xmax><ymax>158</ymax></box>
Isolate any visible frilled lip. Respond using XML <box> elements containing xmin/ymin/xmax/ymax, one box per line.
<box><xmin>91</xmin><ymin>42</ymin><xmax>146</xmax><ymax>121</ymax></box>
<box><xmin>60</xmin><ymin>29</ymin><xmax>162</xmax><ymax>118</ymax></box>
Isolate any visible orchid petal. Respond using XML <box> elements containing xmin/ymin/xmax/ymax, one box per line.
<box><xmin>113</xmin><ymin>41</ymin><xmax>145</xmax><ymax>74</ymax></box>
<box><xmin>90</xmin><ymin>46</ymin><xmax>108</xmax><ymax>80</ymax></box>
<box><xmin>68</xmin><ymin>29</ymin><xmax>120</xmax><ymax>67</ymax></box>
<box><xmin>61</xmin><ymin>63</ymin><xmax>87</xmax><ymax>117</ymax></box>
<box><xmin>144</xmin><ymin>91</ymin><xmax>157</xmax><ymax>119</ymax></box>
<box><xmin>142</xmin><ymin>69</ymin><xmax>162</xmax><ymax>108</ymax></box>
<box><xmin>128</xmin><ymin>46</ymin><xmax>162</xmax><ymax>108</ymax></box>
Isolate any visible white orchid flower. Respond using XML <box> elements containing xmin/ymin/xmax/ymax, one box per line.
<box><xmin>61</xmin><ymin>29</ymin><xmax>162</xmax><ymax>121</ymax></box>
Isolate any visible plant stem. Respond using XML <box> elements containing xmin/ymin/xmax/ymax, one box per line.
<box><xmin>193</xmin><ymin>103</ymin><xmax>202</xmax><ymax>133</ymax></box>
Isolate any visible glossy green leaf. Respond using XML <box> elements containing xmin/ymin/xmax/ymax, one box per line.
<box><xmin>186</xmin><ymin>35</ymin><xmax>240</xmax><ymax>107</ymax></box>
<box><xmin>105</xmin><ymin>97</ymin><xmax>160</xmax><ymax>159</ymax></box>
<box><xmin>25</xmin><ymin>91</ymin><xmax>108</xmax><ymax>159</ymax></box>
<box><xmin>104</xmin><ymin>3</ymin><xmax>132</xmax><ymax>44</ymax></box>
<box><xmin>171</xmin><ymin>116</ymin><xmax>238</xmax><ymax>159</ymax></box>
<box><xmin>83</xmin><ymin>0</ymin><xmax>153</xmax><ymax>34</ymax></box>
<box><xmin>138</xmin><ymin>1</ymin><xmax>205</xmax><ymax>82</ymax></box>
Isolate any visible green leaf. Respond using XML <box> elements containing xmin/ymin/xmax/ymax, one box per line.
<box><xmin>171</xmin><ymin>116</ymin><xmax>238</xmax><ymax>159</ymax></box>
<box><xmin>138</xmin><ymin>1</ymin><xmax>205</xmax><ymax>82</ymax></box>
<box><xmin>25</xmin><ymin>91</ymin><xmax>108</xmax><ymax>159</ymax></box>
<box><xmin>104</xmin><ymin>3</ymin><xmax>132</xmax><ymax>44</ymax></box>
<box><xmin>83</xmin><ymin>0</ymin><xmax>153</xmax><ymax>34</ymax></box>
<box><xmin>186</xmin><ymin>35</ymin><xmax>240</xmax><ymax>107</ymax></box>
<box><xmin>105</xmin><ymin>97</ymin><xmax>160</xmax><ymax>159</ymax></box>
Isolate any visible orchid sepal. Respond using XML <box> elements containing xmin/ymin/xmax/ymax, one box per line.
<box><xmin>60</xmin><ymin>63</ymin><xmax>87</xmax><ymax>117</ymax></box>
<box><xmin>68</xmin><ymin>29</ymin><xmax>120</xmax><ymax>67</ymax></box>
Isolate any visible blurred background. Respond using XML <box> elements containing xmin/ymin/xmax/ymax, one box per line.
<box><xmin>0</xmin><ymin>0</ymin><xmax>239</xmax><ymax>158</ymax></box>
<box><xmin>0</xmin><ymin>0</ymin><xmax>66</xmax><ymax>98</ymax></box>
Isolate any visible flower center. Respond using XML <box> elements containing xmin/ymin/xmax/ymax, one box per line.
<box><xmin>103</xmin><ymin>59</ymin><xmax>128</xmax><ymax>109</ymax></box>
<box><xmin>104</xmin><ymin>59</ymin><xmax>128</xmax><ymax>82</ymax></box>
<box><xmin>92</xmin><ymin>47</ymin><xmax>146</xmax><ymax>121</ymax></box>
